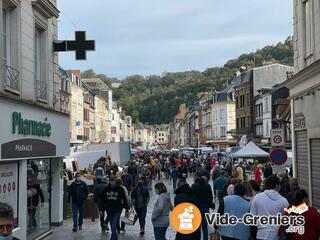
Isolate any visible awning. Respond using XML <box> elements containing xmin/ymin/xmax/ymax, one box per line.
<box><xmin>233</xmin><ymin>141</ymin><xmax>269</xmax><ymax>158</ymax></box>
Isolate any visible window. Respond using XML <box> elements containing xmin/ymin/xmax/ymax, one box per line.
<box><xmin>304</xmin><ymin>0</ymin><xmax>314</xmax><ymax>60</ymax></box>
<box><xmin>221</xmin><ymin>127</ymin><xmax>226</xmax><ymax>138</ymax></box>
<box><xmin>246</xmin><ymin>93</ymin><xmax>250</xmax><ymax>106</ymax></box>
<box><xmin>2</xmin><ymin>8</ymin><xmax>10</xmax><ymax>66</ymax></box>
<box><xmin>265</xmin><ymin>121</ymin><xmax>269</xmax><ymax>137</ymax></box>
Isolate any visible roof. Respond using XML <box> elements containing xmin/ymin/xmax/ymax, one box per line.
<box><xmin>232</xmin><ymin>141</ymin><xmax>269</xmax><ymax>158</ymax></box>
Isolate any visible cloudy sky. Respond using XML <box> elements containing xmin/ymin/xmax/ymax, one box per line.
<box><xmin>57</xmin><ymin>0</ymin><xmax>293</xmax><ymax>79</ymax></box>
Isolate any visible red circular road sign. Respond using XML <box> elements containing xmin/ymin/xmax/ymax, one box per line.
<box><xmin>270</xmin><ymin>148</ymin><xmax>287</xmax><ymax>165</ymax></box>
<box><xmin>273</xmin><ymin>135</ymin><xmax>282</xmax><ymax>144</ymax></box>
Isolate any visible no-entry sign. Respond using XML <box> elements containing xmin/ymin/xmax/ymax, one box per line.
<box><xmin>270</xmin><ymin>129</ymin><xmax>284</xmax><ymax>147</ymax></box>
<box><xmin>270</xmin><ymin>148</ymin><xmax>288</xmax><ymax>165</ymax></box>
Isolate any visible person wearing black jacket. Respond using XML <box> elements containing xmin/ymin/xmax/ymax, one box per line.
<box><xmin>94</xmin><ymin>178</ymin><xmax>109</xmax><ymax>232</ymax></box>
<box><xmin>191</xmin><ymin>171</ymin><xmax>215</xmax><ymax>240</ymax></box>
<box><xmin>131</xmin><ymin>177</ymin><xmax>150</xmax><ymax>236</ymax></box>
<box><xmin>27</xmin><ymin>182</ymin><xmax>44</xmax><ymax>232</ymax></box>
<box><xmin>101</xmin><ymin>176</ymin><xmax>129</xmax><ymax>240</ymax></box>
<box><xmin>68</xmin><ymin>173</ymin><xmax>88</xmax><ymax>232</ymax></box>
<box><xmin>128</xmin><ymin>161</ymin><xmax>138</xmax><ymax>187</ymax></box>
<box><xmin>174</xmin><ymin>181</ymin><xmax>201</xmax><ymax>240</ymax></box>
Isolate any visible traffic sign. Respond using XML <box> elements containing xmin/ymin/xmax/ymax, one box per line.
<box><xmin>270</xmin><ymin>148</ymin><xmax>288</xmax><ymax>165</ymax></box>
<box><xmin>270</xmin><ymin>129</ymin><xmax>284</xmax><ymax>147</ymax></box>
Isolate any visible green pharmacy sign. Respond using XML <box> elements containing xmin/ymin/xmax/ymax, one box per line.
<box><xmin>12</xmin><ymin>112</ymin><xmax>51</xmax><ymax>137</ymax></box>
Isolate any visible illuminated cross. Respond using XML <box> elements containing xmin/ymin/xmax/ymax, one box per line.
<box><xmin>54</xmin><ymin>31</ymin><xmax>95</xmax><ymax>60</ymax></box>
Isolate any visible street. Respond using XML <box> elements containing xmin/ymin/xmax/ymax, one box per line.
<box><xmin>46</xmin><ymin>176</ymin><xmax>216</xmax><ymax>240</ymax></box>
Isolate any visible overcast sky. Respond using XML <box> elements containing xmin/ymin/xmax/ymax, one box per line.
<box><xmin>57</xmin><ymin>0</ymin><xmax>293</xmax><ymax>79</ymax></box>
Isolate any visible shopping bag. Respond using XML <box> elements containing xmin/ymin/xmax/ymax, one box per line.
<box><xmin>120</xmin><ymin>208</ymin><xmax>137</xmax><ymax>225</ymax></box>
<box><xmin>210</xmin><ymin>230</ymin><xmax>220</xmax><ymax>240</ymax></box>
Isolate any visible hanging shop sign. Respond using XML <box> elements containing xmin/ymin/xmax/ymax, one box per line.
<box><xmin>12</xmin><ymin>112</ymin><xmax>51</xmax><ymax>137</ymax></box>
<box><xmin>1</xmin><ymin>139</ymin><xmax>56</xmax><ymax>159</ymax></box>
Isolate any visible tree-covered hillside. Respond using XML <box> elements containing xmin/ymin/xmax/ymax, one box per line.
<box><xmin>85</xmin><ymin>37</ymin><xmax>293</xmax><ymax>124</ymax></box>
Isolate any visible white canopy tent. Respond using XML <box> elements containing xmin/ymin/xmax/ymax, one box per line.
<box><xmin>232</xmin><ymin>141</ymin><xmax>269</xmax><ymax>158</ymax></box>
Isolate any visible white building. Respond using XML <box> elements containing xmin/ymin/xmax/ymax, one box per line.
<box><xmin>209</xmin><ymin>88</ymin><xmax>236</xmax><ymax>151</ymax></box>
<box><xmin>0</xmin><ymin>0</ymin><xmax>69</xmax><ymax>239</ymax></box>
<box><xmin>286</xmin><ymin>0</ymin><xmax>320</xmax><ymax>209</ymax></box>
<box><xmin>111</xmin><ymin>103</ymin><xmax>121</xmax><ymax>142</ymax></box>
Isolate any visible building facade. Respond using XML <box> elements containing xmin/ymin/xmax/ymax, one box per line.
<box><xmin>234</xmin><ymin>70</ymin><xmax>254</xmax><ymax>138</ymax></box>
<box><xmin>0</xmin><ymin>0</ymin><xmax>68</xmax><ymax>239</ymax></box>
<box><xmin>287</xmin><ymin>0</ymin><xmax>320</xmax><ymax>209</ymax></box>
<box><xmin>209</xmin><ymin>89</ymin><xmax>236</xmax><ymax>151</ymax></box>
<box><xmin>69</xmin><ymin>71</ymin><xmax>84</xmax><ymax>147</ymax></box>
<box><xmin>82</xmin><ymin>82</ymin><xmax>95</xmax><ymax>143</ymax></box>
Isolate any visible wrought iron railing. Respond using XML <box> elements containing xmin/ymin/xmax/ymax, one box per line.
<box><xmin>37</xmin><ymin>80</ymin><xmax>48</xmax><ymax>100</ymax></box>
<box><xmin>4</xmin><ymin>64</ymin><xmax>20</xmax><ymax>91</ymax></box>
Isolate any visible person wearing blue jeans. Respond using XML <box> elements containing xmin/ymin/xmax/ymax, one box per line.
<box><xmin>101</xmin><ymin>175</ymin><xmax>129</xmax><ymax>240</ymax></box>
<box><xmin>191</xmin><ymin>171</ymin><xmax>215</xmax><ymax>240</ymax></box>
<box><xmin>152</xmin><ymin>182</ymin><xmax>173</xmax><ymax>240</ymax></box>
<box><xmin>108</xmin><ymin>212</ymin><xmax>121</xmax><ymax>240</ymax></box>
<box><xmin>72</xmin><ymin>203</ymin><xmax>84</xmax><ymax>231</ymax></box>
<box><xmin>200</xmin><ymin>209</ymin><xmax>209</xmax><ymax>240</ymax></box>
<box><xmin>154</xmin><ymin>227</ymin><xmax>168</xmax><ymax>240</ymax></box>
<box><xmin>68</xmin><ymin>173</ymin><xmax>88</xmax><ymax>232</ymax></box>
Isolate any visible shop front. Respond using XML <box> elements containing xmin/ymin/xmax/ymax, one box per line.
<box><xmin>0</xmin><ymin>98</ymin><xmax>69</xmax><ymax>240</ymax></box>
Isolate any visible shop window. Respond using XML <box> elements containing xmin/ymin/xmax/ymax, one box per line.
<box><xmin>0</xmin><ymin>163</ymin><xmax>19</xmax><ymax>226</ymax></box>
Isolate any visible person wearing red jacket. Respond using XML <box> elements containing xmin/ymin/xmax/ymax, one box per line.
<box><xmin>279</xmin><ymin>189</ymin><xmax>320</xmax><ymax>240</ymax></box>
<box><xmin>254</xmin><ymin>164</ymin><xmax>263</xmax><ymax>185</ymax></box>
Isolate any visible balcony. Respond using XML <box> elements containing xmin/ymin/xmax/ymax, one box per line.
<box><xmin>37</xmin><ymin>80</ymin><xmax>48</xmax><ymax>101</ymax></box>
<box><xmin>3</xmin><ymin>64</ymin><xmax>20</xmax><ymax>91</ymax></box>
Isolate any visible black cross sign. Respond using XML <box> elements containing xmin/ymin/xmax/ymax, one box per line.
<box><xmin>53</xmin><ymin>31</ymin><xmax>95</xmax><ymax>60</ymax></box>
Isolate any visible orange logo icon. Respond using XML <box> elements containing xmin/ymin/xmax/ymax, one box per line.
<box><xmin>170</xmin><ymin>202</ymin><xmax>202</xmax><ymax>235</ymax></box>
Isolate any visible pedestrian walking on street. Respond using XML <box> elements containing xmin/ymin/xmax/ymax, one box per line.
<box><xmin>152</xmin><ymin>182</ymin><xmax>173</xmax><ymax>240</ymax></box>
<box><xmin>174</xmin><ymin>181</ymin><xmax>201</xmax><ymax>240</ymax></box>
<box><xmin>214</xmin><ymin>170</ymin><xmax>228</xmax><ymax>203</ymax></box>
<box><xmin>171</xmin><ymin>166</ymin><xmax>179</xmax><ymax>191</ymax></box>
<box><xmin>211</xmin><ymin>164</ymin><xmax>220</xmax><ymax>197</ymax></box>
<box><xmin>286</xmin><ymin>178</ymin><xmax>300</xmax><ymax>204</ymax></box>
<box><xmin>94</xmin><ymin>177</ymin><xmax>109</xmax><ymax>232</ymax></box>
<box><xmin>263</xmin><ymin>162</ymin><xmax>273</xmax><ymax>179</ymax></box>
<box><xmin>191</xmin><ymin>171</ymin><xmax>215</xmax><ymax>240</ymax></box>
<box><xmin>131</xmin><ymin>177</ymin><xmax>150</xmax><ymax>236</ymax></box>
<box><xmin>68</xmin><ymin>172</ymin><xmax>88</xmax><ymax>232</ymax></box>
<box><xmin>0</xmin><ymin>202</ymin><xmax>20</xmax><ymax>240</ymax></box>
<box><xmin>254</xmin><ymin>164</ymin><xmax>263</xmax><ymax>185</ymax></box>
<box><xmin>227</xmin><ymin>178</ymin><xmax>238</xmax><ymax>195</ymax></box>
<box><xmin>121</xmin><ymin>168</ymin><xmax>133</xmax><ymax>194</ymax></box>
<box><xmin>128</xmin><ymin>161</ymin><xmax>138</xmax><ymax>187</ymax></box>
<box><xmin>116</xmin><ymin>178</ymin><xmax>131</xmax><ymax>233</ymax></box>
<box><xmin>279</xmin><ymin>170</ymin><xmax>290</xmax><ymax>198</ymax></box>
<box><xmin>101</xmin><ymin>176</ymin><xmax>129</xmax><ymax>240</ymax></box>
<box><xmin>155</xmin><ymin>160</ymin><xmax>162</xmax><ymax>180</ymax></box>
<box><xmin>250</xmin><ymin>175</ymin><xmax>289</xmax><ymax>240</ymax></box>
<box><xmin>218</xmin><ymin>183</ymin><xmax>251</xmax><ymax>240</ymax></box>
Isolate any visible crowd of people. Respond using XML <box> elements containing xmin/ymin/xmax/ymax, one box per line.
<box><xmin>65</xmin><ymin>151</ymin><xmax>320</xmax><ymax>240</ymax></box>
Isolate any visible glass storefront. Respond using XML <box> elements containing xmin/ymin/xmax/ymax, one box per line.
<box><xmin>27</xmin><ymin>159</ymin><xmax>51</xmax><ymax>239</ymax></box>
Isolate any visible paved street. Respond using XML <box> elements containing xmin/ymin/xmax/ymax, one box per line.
<box><xmin>46</xmin><ymin>177</ymin><xmax>216</xmax><ymax>240</ymax></box>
